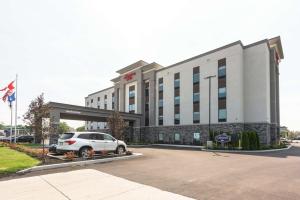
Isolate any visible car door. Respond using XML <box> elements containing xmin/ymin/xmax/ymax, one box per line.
<box><xmin>104</xmin><ymin>134</ymin><xmax>117</xmax><ymax>151</ymax></box>
<box><xmin>89</xmin><ymin>133</ymin><xmax>105</xmax><ymax>151</ymax></box>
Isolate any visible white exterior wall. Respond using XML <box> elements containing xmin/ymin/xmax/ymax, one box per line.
<box><xmin>156</xmin><ymin>44</ymin><xmax>244</xmax><ymax>126</ymax></box>
<box><xmin>243</xmin><ymin>43</ymin><xmax>271</xmax><ymax>123</ymax></box>
<box><xmin>85</xmin><ymin>87</ymin><xmax>115</xmax><ymax>130</ymax></box>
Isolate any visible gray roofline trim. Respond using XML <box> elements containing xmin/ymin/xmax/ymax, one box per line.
<box><xmin>156</xmin><ymin>41</ymin><xmax>243</xmax><ymax>72</ymax></box>
<box><xmin>86</xmin><ymin>86</ymin><xmax>114</xmax><ymax>97</ymax></box>
<box><xmin>156</xmin><ymin>39</ymin><xmax>275</xmax><ymax>73</ymax></box>
<box><xmin>116</xmin><ymin>60</ymin><xmax>149</xmax><ymax>74</ymax></box>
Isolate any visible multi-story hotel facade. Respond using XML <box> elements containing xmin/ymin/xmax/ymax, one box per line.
<box><xmin>85</xmin><ymin>36</ymin><xmax>284</xmax><ymax>145</ymax></box>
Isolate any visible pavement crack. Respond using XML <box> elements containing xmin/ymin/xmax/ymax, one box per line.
<box><xmin>39</xmin><ymin>176</ymin><xmax>71</xmax><ymax>200</ymax></box>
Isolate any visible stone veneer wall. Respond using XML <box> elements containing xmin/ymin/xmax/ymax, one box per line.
<box><xmin>137</xmin><ymin>123</ymin><xmax>275</xmax><ymax>145</ymax></box>
<box><xmin>94</xmin><ymin>122</ymin><xmax>278</xmax><ymax>145</ymax></box>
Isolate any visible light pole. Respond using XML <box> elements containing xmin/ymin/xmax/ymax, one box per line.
<box><xmin>204</xmin><ymin>75</ymin><xmax>216</xmax><ymax>137</ymax></box>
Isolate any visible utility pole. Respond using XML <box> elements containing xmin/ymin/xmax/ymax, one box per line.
<box><xmin>204</xmin><ymin>75</ymin><xmax>216</xmax><ymax>137</ymax></box>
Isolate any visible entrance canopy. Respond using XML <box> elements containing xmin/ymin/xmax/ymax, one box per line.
<box><xmin>47</xmin><ymin>102</ymin><xmax>142</xmax><ymax>144</ymax></box>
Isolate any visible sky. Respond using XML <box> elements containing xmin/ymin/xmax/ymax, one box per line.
<box><xmin>0</xmin><ymin>0</ymin><xmax>299</xmax><ymax>130</ymax></box>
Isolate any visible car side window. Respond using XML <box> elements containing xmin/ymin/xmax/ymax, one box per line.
<box><xmin>91</xmin><ymin>134</ymin><xmax>104</xmax><ymax>140</ymax></box>
<box><xmin>104</xmin><ymin>134</ymin><xmax>114</xmax><ymax>141</ymax></box>
<box><xmin>78</xmin><ymin>134</ymin><xmax>90</xmax><ymax>139</ymax></box>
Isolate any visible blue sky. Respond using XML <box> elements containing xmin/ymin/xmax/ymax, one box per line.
<box><xmin>0</xmin><ymin>0</ymin><xmax>299</xmax><ymax>130</ymax></box>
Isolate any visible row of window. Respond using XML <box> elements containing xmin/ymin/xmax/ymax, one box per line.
<box><xmin>128</xmin><ymin>85</ymin><xmax>135</xmax><ymax>113</ymax></box>
<box><xmin>158</xmin><ymin>132</ymin><xmax>201</xmax><ymax>142</ymax></box>
<box><xmin>158</xmin><ymin>58</ymin><xmax>227</xmax><ymax>125</ymax></box>
<box><xmin>86</xmin><ymin>93</ymin><xmax>115</xmax><ymax>110</ymax></box>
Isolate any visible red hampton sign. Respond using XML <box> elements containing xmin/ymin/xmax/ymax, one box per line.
<box><xmin>123</xmin><ymin>72</ymin><xmax>136</xmax><ymax>81</ymax></box>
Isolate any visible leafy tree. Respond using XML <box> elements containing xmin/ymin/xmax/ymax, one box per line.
<box><xmin>58</xmin><ymin>122</ymin><xmax>71</xmax><ymax>134</ymax></box>
<box><xmin>107</xmin><ymin>111</ymin><xmax>127</xmax><ymax>140</ymax></box>
<box><xmin>23</xmin><ymin>93</ymin><xmax>49</xmax><ymax>143</ymax></box>
<box><xmin>0</xmin><ymin>123</ymin><xmax>6</xmax><ymax>130</ymax></box>
<box><xmin>76</xmin><ymin>126</ymin><xmax>85</xmax><ymax>132</ymax></box>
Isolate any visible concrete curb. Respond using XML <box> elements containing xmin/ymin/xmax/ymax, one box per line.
<box><xmin>127</xmin><ymin>145</ymin><xmax>152</xmax><ymax>147</ymax></box>
<box><xmin>202</xmin><ymin>145</ymin><xmax>292</xmax><ymax>153</ymax></box>
<box><xmin>17</xmin><ymin>153</ymin><xmax>143</xmax><ymax>174</ymax></box>
<box><xmin>152</xmin><ymin>144</ymin><xmax>204</xmax><ymax>149</ymax></box>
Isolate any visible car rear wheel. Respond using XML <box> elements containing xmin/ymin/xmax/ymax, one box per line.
<box><xmin>79</xmin><ymin>147</ymin><xmax>91</xmax><ymax>159</ymax></box>
<box><xmin>116</xmin><ymin>146</ymin><xmax>125</xmax><ymax>155</ymax></box>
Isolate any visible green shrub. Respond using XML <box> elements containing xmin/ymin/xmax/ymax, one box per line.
<box><xmin>249</xmin><ymin>132</ymin><xmax>256</xmax><ymax>150</ymax></box>
<box><xmin>241</xmin><ymin>132</ymin><xmax>250</xmax><ymax>150</ymax></box>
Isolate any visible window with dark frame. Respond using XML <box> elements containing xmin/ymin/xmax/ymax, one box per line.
<box><xmin>104</xmin><ymin>95</ymin><xmax>107</xmax><ymax>110</ymax></box>
<box><xmin>129</xmin><ymin>85</ymin><xmax>135</xmax><ymax>113</ymax></box>
<box><xmin>158</xmin><ymin>78</ymin><xmax>163</xmax><ymax>125</ymax></box>
<box><xmin>193</xmin><ymin>66</ymin><xmax>200</xmax><ymax>123</ymax></box>
<box><xmin>174</xmin><ymin>73</ymin><xmax>180</xmax><ymax>125</ymax></box>
<box><xmin>144</xmin><ymin>81</ymin><xmax>150</xmax><ymax>126</ymax></box>
<box><xmin>218</xmin><ymin>58</ymin><xmax>227</xmax><ymax>122</ymax></box>
<box><xmin>112</xmin><ymin>93</ymin><xmax>115</xmax><ymax>110</ymax></box>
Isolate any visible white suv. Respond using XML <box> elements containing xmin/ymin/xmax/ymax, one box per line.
<box><xmin>56</xmin><ymin>132</ymin><xmax>127</xmax><ymax>158</ymax></box>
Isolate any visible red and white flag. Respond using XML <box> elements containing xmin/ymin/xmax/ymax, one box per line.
<box><xmin>0</xmin><ymin>81</ymin><xmax>15</xmax><ymax>102</ymax></box>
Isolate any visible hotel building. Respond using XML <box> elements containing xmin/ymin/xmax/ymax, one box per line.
<box><xmin>85</xmin><ymin>36</ymin><xmax>284</xmax><ymax>145</ymax></box>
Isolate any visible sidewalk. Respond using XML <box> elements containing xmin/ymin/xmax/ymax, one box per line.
<box><xmin>0</xmin><ymin>169</ymin><xmax>194</xmax><ymax>200</ymax></box>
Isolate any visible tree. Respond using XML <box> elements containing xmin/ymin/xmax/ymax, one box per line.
<box><xmin>0</xmin><ymin>123</ymin><xmax>6</xmax><ymax>130</ymax></box>
<box><xmin>107</xmin><ymin>111</ymin><xmax>127</xmax><ymax>140</ymax></box>
<box><xmin>58</xmin><ymin>122</ymin><xmax>70</xmax><ymax>134</ymax></box>
<box><xmin>76</xmin><ymin>126</ymin><xmax>85</xmax><ymax>132</ymax></box>
<box><xmin>23</xmin><ymin>93</ymin><xmax>49</xmax><ymax>144</ymax></box>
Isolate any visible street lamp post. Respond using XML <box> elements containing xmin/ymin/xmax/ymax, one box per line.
<box><xmin>204</xmin><ymin>75</ymin><xmax>216</xmax><ymax>138</ymax></box>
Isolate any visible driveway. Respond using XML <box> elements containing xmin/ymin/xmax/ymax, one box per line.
<box><xmin>1</xmin><ymin>144</ymin><xmax>300</xmax><ymax>200</ymax></box>
<box><xmin>0</xmin><ymin>169</ymin><xmax>194</xmax><ymax>200</ymax></box>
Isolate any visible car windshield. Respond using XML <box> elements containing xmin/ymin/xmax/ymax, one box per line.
<box><xmin>59</xmin><ymin>133</ymin><xmax>74</xmax><ymax>140</ymax></box>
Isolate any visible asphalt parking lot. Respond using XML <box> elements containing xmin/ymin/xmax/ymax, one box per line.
<box><xmin>2</xmin><ymin>144</ymin><xmax>300</xmax><ymax>200</ymax></box>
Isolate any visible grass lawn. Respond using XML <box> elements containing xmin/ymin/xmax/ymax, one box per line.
<box><xmin>0</xmin><ymin>147</ymin><xmax>40</xmax><ymax>175</ymax></box>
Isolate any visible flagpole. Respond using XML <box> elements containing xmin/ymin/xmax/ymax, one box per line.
<box><xmin>14</xmin><ymin>74</ymin><xmax>18</xmax><ymax>143</ymax></box>
<box><xmin>10</xmin><ymin>102</ymin><xmax>13</xmax><ymax>143</ymax></box>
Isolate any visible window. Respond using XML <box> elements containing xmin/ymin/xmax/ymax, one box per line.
<box><xmin>129</xmin><ymin>90</ymin><xmax>135</xmax><ymax>98</ymax></box>
<box><xmin>112</xmin><ymin>93</ymin><xmax>115</xmax><ymax>109</ymax></box>
<box><xmin>193</xmin><ymin>133</ymin><xmax>200</xmax><ymax>141</ymax></box>
<box><xmin>104</xmin><ymin>134</ymin><xmax>114</xmax><ymax>141</ymax></box>
<box><xmin>218</xmin><ymin>58</ymin><xmax>227</xmax><ymax>122</ymax></box>
<box><xmin>97</xmin><ymin>97</ymin><xmax>100</xmax><ymax>101</ymax></box>
<box><xmin>174</xmin><ymin>73</ymin><xmax>180</xmax><ymax>125</ymax></box>
<box><xmin>104</xmin><ymin>104</ymin><xmax>107</xmax><ymax>110</ymax></box>
<box><xmin>129</xmin><ymin>104</ymin><xmax>135</xmax><ymax>113</ymax></box>
<box><xmin>91</xmin><ymin>99</ymin><xmax>93</xmax><ymax>103</ymax></box>
<box><xmin>129</xmin><ymin>85</ymin><xmax>135</xmax><ymax>113</ymax></box>
<box><xmin>158</xmin><ymin>78</ymin><xmax>163</xmax><ymax>125</ymax></box>
<box><xmin>219</xmin><ymin>109</ymin><xmax>227</xmax><ymax>122</ymax></box>
<box><xmin>144</xmin><ymin>81</ymin><xmax>150</xmax><ymax>126</ymax></box>
<box><xmin>174</xmin><ymin>133</ymin><xmax>180</xmax><ymax>141</ymax></box>
<box><xmin>174</xmin><ymin>96</ymin><xmax>180</xmax><ymax>105</ymax></box>
<box><xmin>86</xmin><ymin>102</ymin><xmax>89</xmax><ymax>107</ymax></box>
<box><xmin>159</xmin><ymin>115</ymin><xmax>163</xmax><ymax>125</ymax></box>
<box><xmin>193</xmin><ymin>74</ymin><xmax>199</xmax><ymax>83</ymax></box>
<box><xmin>218</xmin><ymin>87</ymin><xmax>226</xmax><ymax>98</ymax></box>
<box><xmin>97</xmin><ymin>105</ymin><xmax>100</xmax><ymax>109</ymax></box>
<box><xmin>174</xmin><ymin>114</ymin><xmax>180</xmax><ymax>124</ymax></box>
<box><xmin>218</xmin><ymin>66</ymin><xmax>226</xmax><ymax>77</ymax></box>
<box><xmin>90</xmin><ymin>133</ymin><xmax>104</xmax><ymax>140</ymax></box>
<box><xmin>158</xmin><ymin>133</ymin><xmax>164</xmax><ymax>142</ymax></box>
<box><xmin>174</xmin><ymin>79</ymin><xmax>180</xmax><ymax>88</ymax></box>
<box><xmin>78</xmin><ymin>134</ymin><xmax>90</xmax><ymax>139</ymax></box>
<box><xmin>193</xmin><ymin>93</ymin><xmax>200</xmax><ymax>102</ymax></box>
<box><xmin>193</xmin><ymin>66</ymin><xmax>200</xmax><ymax>124</ymax></box>
<box><xmin>193</xmin><ymin>112</ymin><xmax>200</xmax><ymax>123</ymax></box>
